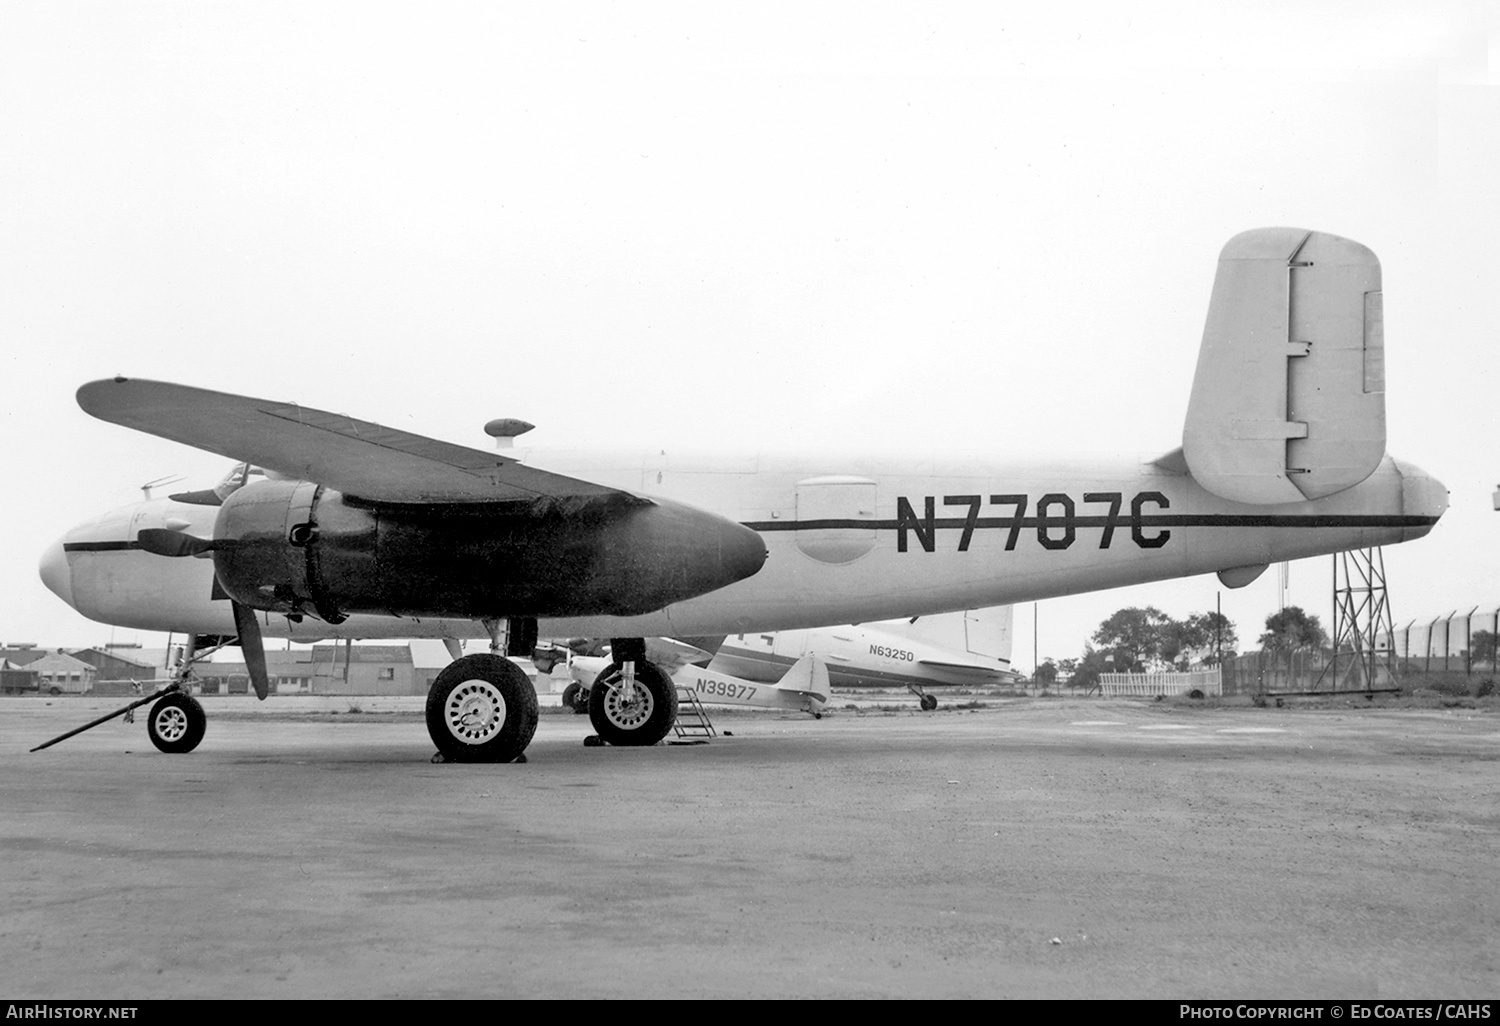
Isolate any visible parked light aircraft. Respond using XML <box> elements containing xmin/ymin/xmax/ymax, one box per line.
<box><xmin>709</xmin><ymin>605</ymin><xmax>1016</xmax><ymax>694</ymax></box>
<box><xmin>571</xmin><ymin>652</ymin><xmax>833</xmax><ymax>718</ymax></box>
<box><xmin>38</xmin><ymin>228</ymin><xmax>1447</xmax><ymax>763</ymax></box>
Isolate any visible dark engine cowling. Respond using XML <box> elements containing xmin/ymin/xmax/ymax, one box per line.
<box><xmin>211</xmin><ymin>479</ymin><xmax>767</xmax><ymax>623</ymax></box>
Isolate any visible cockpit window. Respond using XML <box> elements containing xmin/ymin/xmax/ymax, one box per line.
<box><xmin>213</xmin><ymin>462</ymin><xmax>266</xmax><ymax>501</ymax></box>
<box><xmin>168</xmin><ymin>462</ymin><xmax>267</xmax><ymax>507</ymax></box>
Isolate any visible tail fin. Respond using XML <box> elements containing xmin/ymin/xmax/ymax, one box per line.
<box><xmin>778</xmin><ymin>656</ymin><xmax>832</xmax><ymax>703</ymax></box>
<box><xmin>1183</xmin><ymin>228</ymin><xmax>1385</xmax><ymax>504</ymax></box>
<box><xmin>873</xmin><ymin>606</ymin><xmax>1013</xmax><ymax>665</ymax></box>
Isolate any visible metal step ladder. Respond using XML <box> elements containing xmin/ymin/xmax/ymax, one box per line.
<box><xmin>672</xmin><ymin>685</ymin><xmax>716</xmax><ymax>740</ymax></box>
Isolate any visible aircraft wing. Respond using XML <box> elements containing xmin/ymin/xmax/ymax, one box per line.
<box><xmin>77</xmin><ymin>377</ymin><xmax>640</xmax><ymax>506</ymax></box>
<box><xmin>643</xmin><ymin>637</ymin><xmax>717</xmax><ymax>670</ymax></box>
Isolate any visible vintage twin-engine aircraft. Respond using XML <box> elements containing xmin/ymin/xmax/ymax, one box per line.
<box><xmin>39</xmin><ymin>228</ymin><xmax>1447</xmax><ymax>763</ymax></box>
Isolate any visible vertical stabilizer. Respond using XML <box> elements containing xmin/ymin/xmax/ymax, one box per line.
<box><xmin>777</xmin><ymin>656</ymin><xmax>832</xmax><ymax>702</ymax></box>
<box><xmin>874</xmin><ymin>606</ymin><xmax>1013</xmax><ymax>665</ymax></box>
<box><xmin>1183</xmin><ymin>228</ymin><xmax>1386</xmax><ymax>504</ymax></box>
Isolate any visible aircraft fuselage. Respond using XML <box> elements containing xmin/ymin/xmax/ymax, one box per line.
<box><xmin>42</xmin><ymin>447</ymin><xmax>1445</xmax><ymax>641</ymax></box>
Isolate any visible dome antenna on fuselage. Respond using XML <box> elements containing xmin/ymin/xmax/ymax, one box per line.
<box><xmin>484</xmin><ymin>418</ymin><xmax>535</xmax><ymax>450</ymax></box>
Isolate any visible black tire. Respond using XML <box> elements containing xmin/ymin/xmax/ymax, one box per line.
<box><xmin>48</xmin><ymin>686</ymin><xmax>62</xmax><ymax>696</ymax></box>
<box><xmin>919</xmin><ymin>693</ymin><xmax>938</xmax><ymax>712</ymax></box>
<box><xmin>561</xmin><ymin>682</ymin><xmax>587</xmax><ymax>714</ymax></box>
<box><xmin>588</xmin><ymin>660</ymin><xmax>678</xmax><ymax>747</ymax></box>
<box><xmin>426</xmin><ymin>654</ymin><xmax>538</xmax><ymax>763</ymax></box>
<box><xmin>147</xmin><ymin>693</ymin><xmax>206</xmax><ymax>754</ymax></box>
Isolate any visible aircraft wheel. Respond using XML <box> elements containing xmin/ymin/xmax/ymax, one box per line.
<box><xmin>561</xmin><ymin>682</ymin><xmax>588</xmax><ymax>714</ymax></box>
<box><xmin>426</xmin><ymin>654</ymin><xmax>538</xmax><ymax>763</ymax></box>
<box><xmin>588</xmin><ymin>661</ymin><xmax>677</xmax><ymax>746</ymax></box>
<box><xmin>147</xmin><ymin>693</ymin><xmax>207</xmax><ymax>754</ymax></box>
<box><xmin>919</xmin><ymin>693</ymin><xmax>938</xmax><ymax>712</ymax></box>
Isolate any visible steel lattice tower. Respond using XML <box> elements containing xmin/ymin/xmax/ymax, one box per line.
<box><xmin>1320</xmin><ymin>547</ymin><xmax>1398</xmax><ymax>692</ymax></box>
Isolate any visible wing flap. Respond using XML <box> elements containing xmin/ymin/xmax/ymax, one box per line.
<box><xmin>78</xmin><ymin>377</ymin><xmax>638</xmax><ymax>506</ymax></box>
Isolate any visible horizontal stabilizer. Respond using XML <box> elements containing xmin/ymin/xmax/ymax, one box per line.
<box><xmin>916</xmin><ymin>658</ymin><xmax>1004</xmax><ymax>675</ymax></box>
<box><xmin>77</xmin><ymin>378</ymin><xmax>641</xmax><ymax>506</ymax></box>
<box><xmin>1183</xmin><ymin>229</ymin><xmax>1386</xmax><ymax>504</ymax></box>
<box><xmin>777</xmin><ymin>656</ymin><xmax>831</xmax><ymax>702</ymax></box>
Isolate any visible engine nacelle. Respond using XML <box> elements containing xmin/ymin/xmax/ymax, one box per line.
<box><xmin>211</xmin><ymin>480</ymin><xmax>767</xmax><ymax>622</ymax></box>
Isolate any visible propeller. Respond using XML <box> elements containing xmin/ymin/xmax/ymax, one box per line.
<box><xmin>136</xmin><ymin>527</ymin><xmax>215</xmax><ymax>557</ymax></box>
<box><xmin>232</xmin><ymin>600</ymin><xmax>271</xmax><ymax>701</ymax></box>
<box><xmin>135</xmin><ymin>528</ymin><xmax>268</xmax><ymax>700</ymax></box>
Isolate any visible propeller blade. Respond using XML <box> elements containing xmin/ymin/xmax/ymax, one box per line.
<box><xmin>136</xmin><ymin>528</ymin><xmax>214</xmax><ymax>558</ymax></box>
<box><xmin>232</xmin><ymin>601</ymin><xmax>270</xmax><ymax>701</ymax></box>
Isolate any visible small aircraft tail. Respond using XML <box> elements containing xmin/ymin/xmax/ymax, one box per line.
<box><xmin>1181</xmin><ymin>228</ymin><xmax>1386</xmax><ymax>505</ymax></box>
<box><xmin>871</xmin><ymin>606</ymin><xmax>1013</xmax><ymax>665</ymax></box>
<box><xmin>776</xmin><ymin>656</ymin><xmax>832</xmax><ymax>703</ymax></box>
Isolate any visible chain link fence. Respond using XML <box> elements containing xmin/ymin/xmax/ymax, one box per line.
<box><xmin>1212</xmin><ymin>603</ymin><xmax>1500</xmax><ymax>697</ymax></box>
<box><xmin>1376</xmin><ymin>605</ymin><xmax>1500</xmax><ymax>676</ymax></box>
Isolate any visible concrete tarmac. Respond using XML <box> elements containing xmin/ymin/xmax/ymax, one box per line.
<box><xmin>1</xmin><ymin>695</ymin><xmax>1496</xmax><ymax>999</ymax></box>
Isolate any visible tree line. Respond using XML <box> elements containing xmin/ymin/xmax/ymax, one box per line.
<box><xmin>1035</xmin><ymin>604</ymin><xmax>1328</xmax><ymax>687</ymax></box>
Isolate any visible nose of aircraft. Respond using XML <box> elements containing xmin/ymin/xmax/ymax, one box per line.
<box><xmin>38</xmin><ymin>534</ymin><xmax>74</xmax><ymax>608</ymax></box>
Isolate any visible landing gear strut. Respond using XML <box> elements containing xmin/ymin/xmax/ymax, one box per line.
<box><xmin>145</xmin><ymin>632</ymin><xmax>215</xmax><ymax>752</ymax></box>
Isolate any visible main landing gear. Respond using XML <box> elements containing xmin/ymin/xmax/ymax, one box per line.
<box><xmin>426</xmin><ymin>653</ymin><xmax>538</xmax><ymax>763</ymax></box>
<box><xmin>560</xmin><ymin>682</ymin><xmax>590</xmax><ymax>714</ymax></box>
<box><xmin>583</xmin><ymin>636</ymin><xmax>679</xmax><ymax>748</ymax></box>
<box><xmin>587</xmin><ymin>660</ymin><xmax>678</xmax><ymax>747</ymax></box>
<box><xmin>427</xmin><ymin>618</ymin><xmax>541</xmax><ymax>763</ymax></box>
<box><xmin>423</xmin><ymin>630</ymin><xmax>679</xmax><ymax>762</ymax></box>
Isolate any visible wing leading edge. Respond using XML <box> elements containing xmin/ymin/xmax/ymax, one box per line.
<box><xmin>77</xmin><ymin>377</ymin><xmax>642</xmax><ymax>507</ymax></box>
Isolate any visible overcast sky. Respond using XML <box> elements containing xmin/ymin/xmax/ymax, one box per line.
<box><xmin>3</xmin><ymin>2</ymin><xmax>1496</xmax><ymax>669</ymax></box>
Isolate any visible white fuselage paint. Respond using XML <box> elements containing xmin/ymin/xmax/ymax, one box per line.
<box><xmin>708</xmin><ymin>621</ymin><xmax>1009</xmax><ymax>689</ymax></box>
<box><xmin>42</xmin><ymin>448</ymin><xmax>1445</xmax><ymax>642</ymax></box>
